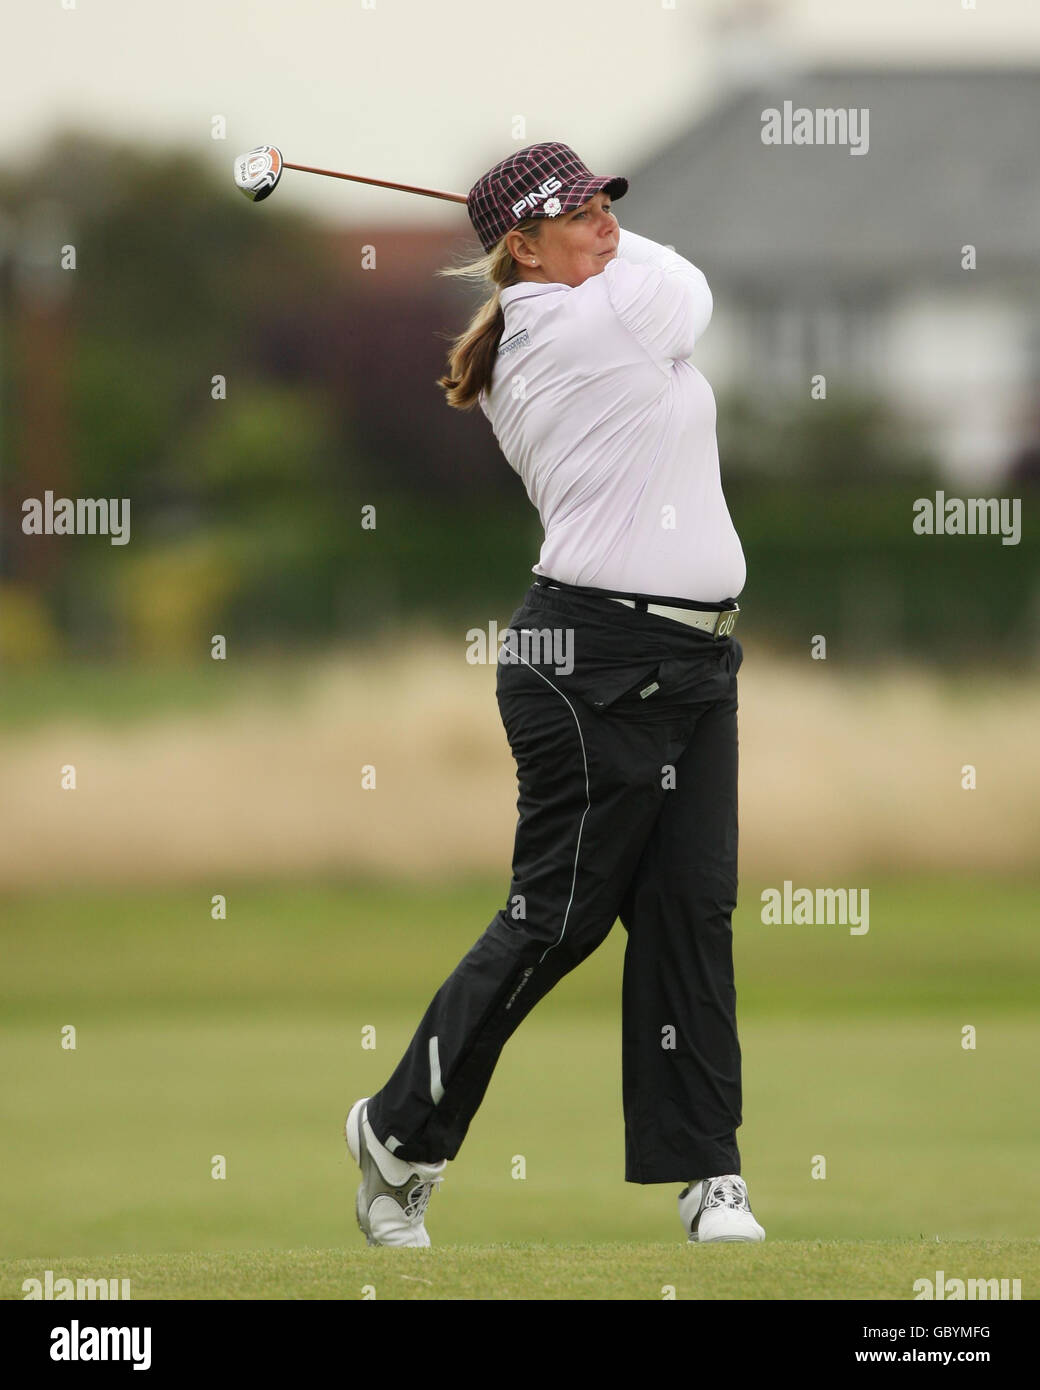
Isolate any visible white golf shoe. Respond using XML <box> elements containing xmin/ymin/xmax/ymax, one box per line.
<box><xmin>345</xmin><ymin>1098</ymin><xmax>446</xmax><ymax>1247</ymax></box>
<box><xmin>679</xmin><ymin>1174</ymin><xmax>766</xmax><ymax>1243</ymax></box>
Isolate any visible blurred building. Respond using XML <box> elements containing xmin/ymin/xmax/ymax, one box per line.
<box><xmin>626</xmin><ymin>66</ymin><xmax>1040</xmax><ymax>485</ymax></box>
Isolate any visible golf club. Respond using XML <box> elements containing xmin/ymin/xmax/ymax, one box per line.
<box><xmin>233</xmin><ymin>144</ymin><xmax>468</xmax><ymax>205</ymax></box>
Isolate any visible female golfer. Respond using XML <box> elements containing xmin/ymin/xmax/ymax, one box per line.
<box><xmin>346</xmin><ymin>142</ymin><xmax>764</xmax><ymax>1246</ymax></box>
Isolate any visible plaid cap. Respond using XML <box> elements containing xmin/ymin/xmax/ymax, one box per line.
<box><xmin>467</xmin><ymin>142</ymin><xmax>628</xmax><ymax>254</ymax></box>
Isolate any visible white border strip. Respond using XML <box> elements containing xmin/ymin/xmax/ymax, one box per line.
<box><xmin>513</xmin><ymin>654</ymin><xmax>591</xmax><ymax>966</ymax></box>
<box><xmin>429</xmin><ymin>1036</ymin><xmax>444</xmax><ymax>1104</ymax></box>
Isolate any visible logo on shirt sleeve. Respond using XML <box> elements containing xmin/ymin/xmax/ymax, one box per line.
<box><xmin>498</xmin><ymin>327</ymin><xmax>530</xmax><ymax>357</ymax></box>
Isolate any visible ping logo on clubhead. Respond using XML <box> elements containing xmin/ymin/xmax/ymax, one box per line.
<box><xmin>234</xmin><ymin>145</ymin><xmax>282</xmax><ymax>201</ymax></box>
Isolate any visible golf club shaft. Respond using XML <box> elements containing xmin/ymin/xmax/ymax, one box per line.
<box><xmin>283</xmin><ymin>162</ymin><xmax>467</xmax><ymax>205</ymax></box>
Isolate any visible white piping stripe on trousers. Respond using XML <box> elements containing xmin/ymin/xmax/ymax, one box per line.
<box><xmin>429</xmin><ymin>1035</ymin><xmax>445</xmax><ymax>1103</ymax></box>
<box><xmin>513</xmin><ymin>654</ymin><xmax>591</xmax><ymax>965</ymax></box>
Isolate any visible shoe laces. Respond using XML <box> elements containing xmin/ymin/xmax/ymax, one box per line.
<box><xmin>402</xmin><ymin>1173</ymin><xmax>443</xmax><ymax>1222</ymax></box>
<box><xmin>703</xmin><ymin>1176</ymin><xmax>750</xmax><ymax>1213</ymax></box>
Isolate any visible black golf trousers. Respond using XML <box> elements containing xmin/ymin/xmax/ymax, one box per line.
<box><xmin>365</xmin><ymin>579</ymin><xmax>744</xmax><ymax>1184</ymax></box>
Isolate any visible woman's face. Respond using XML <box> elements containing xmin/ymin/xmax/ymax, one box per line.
<box><xmin>509</xmin><ymin>192</ymin><xmax>619</xmax><ymax>288</ymax></box>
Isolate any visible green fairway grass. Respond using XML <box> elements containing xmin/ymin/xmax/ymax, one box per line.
<box><xmin>4</xmin><ymin>874</ymin><xmax>1037</xmax><ymax>1019</ymax></box>
<box><xmin>2</xmin><ymin>1241</ymin><xmax>1035</xmax><ymax>1301</ymax></box>
<box><xmin>1</xmin><ymin>876</ymin><xmax>1037</xmax><ymax>1289</ymax></box>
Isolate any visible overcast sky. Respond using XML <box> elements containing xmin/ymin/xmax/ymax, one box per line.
<box><xmin>6</xmin><ymin>0</ymin><xmax>1040</xmax><ymax>231</ymax></box>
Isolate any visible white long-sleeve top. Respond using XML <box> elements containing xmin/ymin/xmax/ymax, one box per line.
<box><xmin>478</xmin><ymin>226</ymin><xmax>745</xmax><ymax>603</ymax></box>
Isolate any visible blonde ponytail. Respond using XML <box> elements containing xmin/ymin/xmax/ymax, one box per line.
<box><xmin>435</xmin><ymin>220</ymin><xmax>542</xmax><ymax>411</ymax></box>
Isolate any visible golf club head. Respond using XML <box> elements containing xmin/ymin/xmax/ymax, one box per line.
<box><xmin>233</xmin><ymin>145</ymin><xmax>283</xmax><ymax>202</ymax></box>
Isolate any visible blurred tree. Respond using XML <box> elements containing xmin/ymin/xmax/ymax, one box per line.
<box><xmin>0</xmin><ymin>132</ymin><xmax>1035</xmax><ymax>667</ymax></box>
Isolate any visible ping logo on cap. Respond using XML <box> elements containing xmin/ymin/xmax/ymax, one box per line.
<box><xmin>467</xmin><ymin>142</ymin><xmax>628</xmax><ymax>252</ymax></box>
<box><xmin>511</xmin><ymin>177</ymin><xmax>563</xmax><ymax>220</ymax></box>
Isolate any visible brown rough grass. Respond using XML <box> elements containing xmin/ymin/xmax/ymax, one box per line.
<box><xmin>2</xmin><ymin>640</ymin><xmax>1037</xmax><ymax>888</ymax></box>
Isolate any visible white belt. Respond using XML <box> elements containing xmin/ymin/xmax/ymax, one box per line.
<box><xmin>607</xmin><ymin>596</ymin><xmax>740</xmax><ymax>638</ymax></box>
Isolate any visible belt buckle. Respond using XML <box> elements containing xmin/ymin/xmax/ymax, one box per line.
<box><xmin>711</xmin><ymin>604</ymin><xmax>739</xmax><ymax>639</ymax></box>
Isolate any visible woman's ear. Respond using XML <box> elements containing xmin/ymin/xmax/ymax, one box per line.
<box><xmin>506</xmin><ymin>224</ymin><xmax>542</xmax><ymax>269</ymax></box>
<box><xmin>505</xmin><ymin>229</ymin><xmax>531</xmax><ymax>266</ymax></box>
